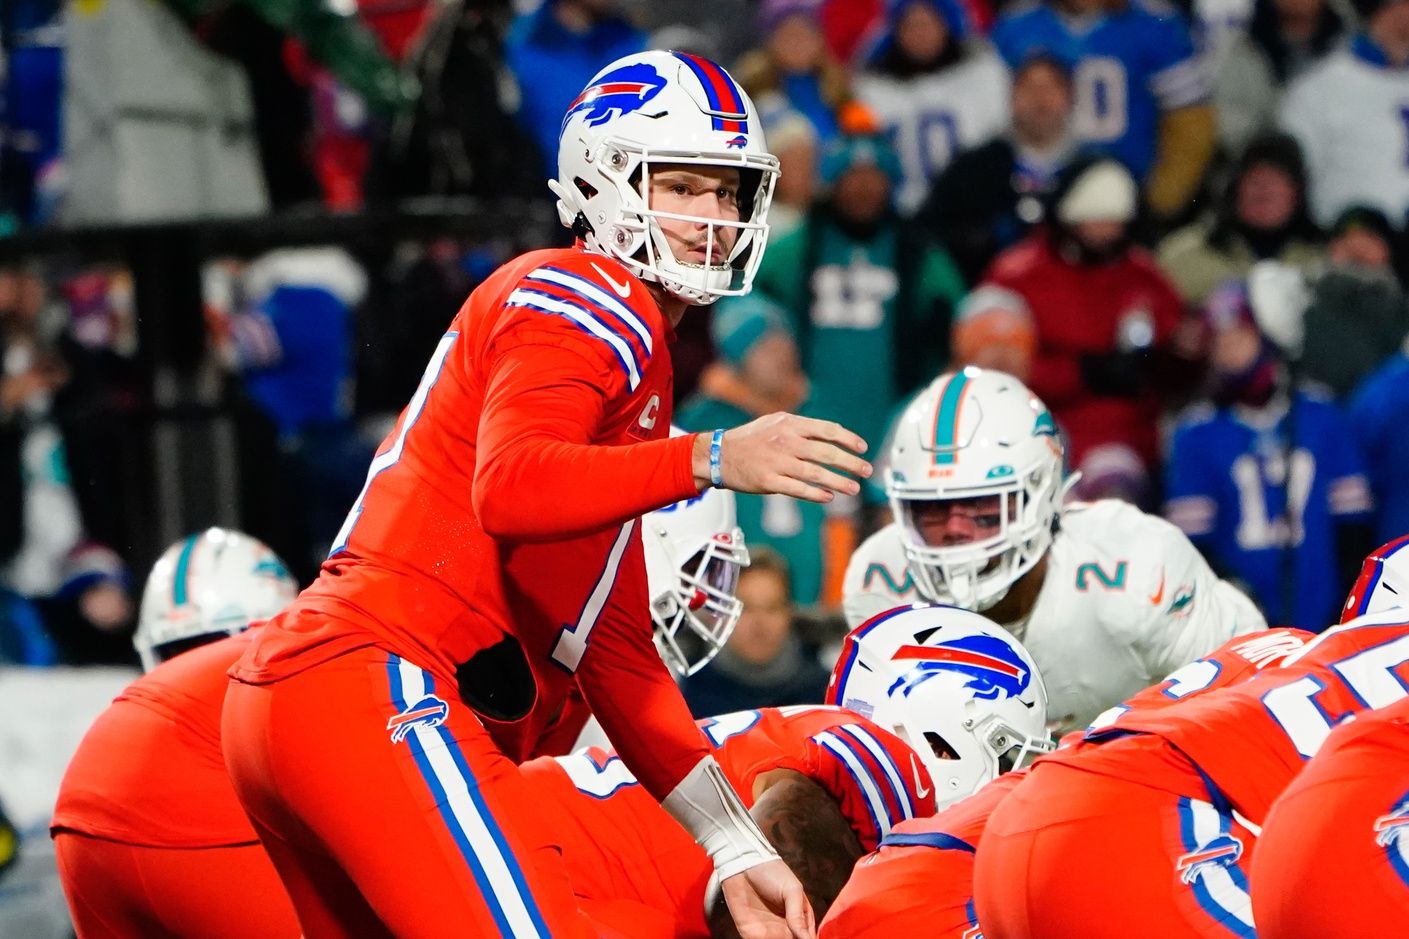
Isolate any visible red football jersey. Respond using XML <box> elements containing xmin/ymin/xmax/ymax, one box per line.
<box><xmin>818</xmin><ymin>627</ymin><xmax>1314</xmax><ymax>939</ymax></box>
<box><xmin>53</xmin><ymin>633</ymin><xmax>256</xmax><ymax>847</ymax></box>
<box><xmin>232</xmin><ymin>247</ymin><xmax>713</xmax><ymax>796</ymax></box>
<box><xmin>1098</xmin><ymin>613</ymin><xmax>1409</xmax><ymax>823</ymax></box>
<box><xmin>519</xmin><ymin>705</ymin><xmax>937</xmax><ymax>937</ymax></box>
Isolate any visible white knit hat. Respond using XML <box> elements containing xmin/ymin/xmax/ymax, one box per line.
<box><xmin>1055</xmin><ymin>159</ymin><xmax>1137</xmax><ymax>225</ymax></box>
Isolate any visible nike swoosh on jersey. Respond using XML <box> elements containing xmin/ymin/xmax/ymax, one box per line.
<box><xmin>590</xmin><ymin>263</ymin><xmax>634</xmax><ymax>299</ymax></box>
<box><xmin>1150</xmin><ymin>570</ymin><xmax>1166</xmax><ymax>606</ymax></box>
<box><xmin>910</xmin><ymin>754</ymin><xmax>931</xmax><ymax>799</ymax></box>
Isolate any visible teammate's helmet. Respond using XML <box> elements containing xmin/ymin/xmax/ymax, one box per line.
<box><xmin>134</xmin><ymin>528</ymin><xmax>298</xmax><ymax>672</ymax></box>
<box><xmin>826</xmin><ymin>604</ymin><xmax>1053</xmax><ymax>808</ymax></box>
<box><xmin>885</xmin><ymin>367</ymin><xmax>1065</xmax><ymax>612</ymax></box>
<box><xmin>551</xmin><ymin>50</ymin><xmax>780</xmax><ymax>305</ymax></box>
<box><xmin>1341</xmin><ymin>535</ymin><xmax>1409</xmax><ymax>623</ymax></box>
<box><xmin>644</xmin><ymin>486</ymin><xmax>750</xmax><ymax>677</ymax></box>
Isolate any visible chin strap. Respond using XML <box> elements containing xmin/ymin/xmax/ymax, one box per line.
<box><xmin>662</xmin><ymin>756</ymin><xmax>778</xmax><ymax>881</ymax></box>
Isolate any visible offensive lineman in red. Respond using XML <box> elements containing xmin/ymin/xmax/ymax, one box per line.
<box><xmin>518</xmin><ymin>703</ymin><xmax>936</xmax><ymax>937</ymax></box>
<box><xmin>972</xmin><ymin>540</ymin><xmax>1409</xmax><ymax>939</ymax></box>
<box><xmin>819</xmin><ymin>627</ymin><xmax>1312</xmax><ymax>939</ymax></box>
<box><xmin>1252</xmin><ymin>537</ymin><xmax>1409</xmax><ymax>939</ymax></box>
<box><xmin>221</xmin><ymin>50</ymin><xmax>868</xmax><ymax>939</ymax></box>
<box><xmin>52</xmin><ymin>530</ymin><xmax>300</xmax><ymax>937</ymax></box>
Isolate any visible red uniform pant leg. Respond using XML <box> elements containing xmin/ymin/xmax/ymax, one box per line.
<box><xmin>221</xmin><ymin>646</ymin><xmax>604</xmax><ymax>939</ymax></box>
<box><xmin>974</xmin><ymin>761</ymin><xmax>1257</xmax><ymax>939</ymax></box>
<box><xmin>1253</xmin><ymin>736</ymin><xmax>1409</xmax><ymax>939</ymax></box>
<box><xmin>54</xmin><ymin>832</ymin><xmax>298</xmax><ymax>938</ymax></box>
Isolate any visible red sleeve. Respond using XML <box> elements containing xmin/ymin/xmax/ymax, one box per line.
<box><xmin>572</xmin><ymin>548</ymin><xmax>710</xmax><ymax>801</ymax></box>
<box><xmin>473</xmin><ymin>339</ymin><xmax>701</xmax><ymax>542</ymax></box>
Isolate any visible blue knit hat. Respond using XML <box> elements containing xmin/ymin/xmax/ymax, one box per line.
<box><xmin>712</xmin><ymin>294</ymin><xmax>792</xmax><ymax>366</ymax></box>
<box><xmin>818</xmin><ymin>133</ymin><xmax>903</xmax><ymax>188</ymax></box>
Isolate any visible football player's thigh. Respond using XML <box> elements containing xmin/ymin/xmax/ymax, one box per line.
<box><xmin>130</xmin><ymin>843</ymin><xmax>299</xmax><ymax>938</ymax></box>
<box><xmin>55</xmin><ymin>833</ymin><xmax>162</xmax><ymax>939</ymax></box>
<box><xmin>977</xmin><ymin>764</ymin><xmax>1253</xmax><ymax>939</ymax></box>
<box><xmin>1254</xmin><ymin>747</ymin><xmax>1409</xmax><ymax>938</ymax></box>
<box><xmin>230</xmin><ymin>649</ymin><xmax>592</xmax><ymax>938</ymax></box>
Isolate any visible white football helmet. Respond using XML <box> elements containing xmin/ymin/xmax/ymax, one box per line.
<box><xmin>1341</xmin><ymin>535</ymin><xmax>1409</xmax><ymax>623</ymax></box>
<box><xmin>886</xmin><ymin>367</ymin><xmax>1065</xmax><ymax>612</ymax></box>
<box><xmin>644</xmin><ymin>484</ymin><xmax>750</xmax><ymax>677</ymax></box>
<box><xmin>550</xmin><ymin>50</ymin><xmax>780</xmax><ymax>305</ymax></box>
<box><xmin>134</xmin><ymin>528</ymin><xmax>298</xmax><ymax>671</ymax></box>
<box><xmin>826</xmin><ymin>604</ymin><xmax>1053</xmax><ymax>808</ymax></box>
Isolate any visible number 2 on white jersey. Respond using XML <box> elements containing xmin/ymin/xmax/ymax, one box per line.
<box><xmin>331</xmin><ymin>331</ymin><xmax>458</xmax><ymax>555</ymax></box>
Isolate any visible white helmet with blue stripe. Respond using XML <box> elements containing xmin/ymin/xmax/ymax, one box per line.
<box><xmin>1341</xmin><ymin>535</ymin><xmax>1409</xmax><ymax>623</ymax></box>
<box><xmin>886</xmin><ymin>367</ymin><xmax>1066</xmax><ymax>612</ymax></box>
<box><xmin>134</xmin><ymin>528</ymin><xmax>298</xmax><ymax>671</ymax></box>
<box><xmin>643</xmin><ymin>437</ymin><xmax>750</xmax><ymax>676</ymax></box>
<box><xmin>550</xmin><ymin>50</ymin><xmax>780</xmax><ymax>305</ymax></box>
<box><xmin>826</xmin><ymin>604</ymin><xmax>1053</xmax><ymax>808</ymax></box>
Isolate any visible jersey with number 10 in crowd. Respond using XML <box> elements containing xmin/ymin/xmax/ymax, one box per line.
<box><xmin>1102</xmin><ymin>609</ymin><xmax>1409</xmax><ymax>824</ymax></box>
<box><xmin>232</xmin><ymin>247</ymin><xmax>710</xmax><ymax>790</ymax></box>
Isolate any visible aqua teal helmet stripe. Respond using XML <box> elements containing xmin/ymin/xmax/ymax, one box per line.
<box><xmin>172</xmin><ymin>534</ymin><xmax>201</xmax><ymax>606</ymax></box>
<box><xmin>930</xmin><ymin>371</ymin><xmax>971</xmax><ymax>464</ymax></box>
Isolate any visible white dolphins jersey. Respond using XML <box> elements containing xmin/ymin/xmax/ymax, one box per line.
<box><xmin>842</xmin><ymin>500</ymin><xmax>1268</xmax><ymax>731</ymax></box>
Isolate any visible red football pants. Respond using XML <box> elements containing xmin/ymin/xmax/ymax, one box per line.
<box><xmin>53</xmin><ymin>831</ymin><xmax>298</xmax><ymax>938</ymax></box>
<box><xmin>1252</xmin><ymin>724</ymin><xmax>1409</xmax><ymax>938</ymax></box>
<box><xmin>974</xmin><ymin>754</ymin><xmax>1257</xmax><ymax>939</ymax></box>
<box><xmin>221</xmin><ymin>645</ymin><xmax>668</xmax><ymax>939</ymax></box>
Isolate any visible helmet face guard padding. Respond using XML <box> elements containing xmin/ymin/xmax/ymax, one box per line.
<box><xmin>1342</xmin><ymin>534</ymin><xmax>1409</xmax><ymax>623</ymax></box>
<box><xmin>644</xmin><ymin>482</ymin><xmax>751</xmax><ymax>677</ymax></box>
<box><xmin>653</xmin><ymin>532</ymin><xmax>751</xmax><ymax>677</ymax></box>
<box><xmin>826</xmin><ymin>604</ymin><xmax>1054</xmax><ymax>808</ymax></box>
<box><xmin>133</xmin><ymin>528</ymin><xmax>298</xmax><ymax>672</ymax></box>
<box><xmin>552</xmin><ymin>51</ymin><xmax>781</xmax><ymax>306</ymax></box>
<box><xmin>885</xmin><ymin>367</ymin><xmax>1065</xmax><ymax>612</ymax></box>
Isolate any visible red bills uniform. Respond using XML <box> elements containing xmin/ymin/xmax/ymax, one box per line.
<box><xmin>518</xmin><ymin>705</ymin><xmax>937</xmax><ymax>937</ymax></box>
<box><xmin>976</xmin><ymin>614</ymin><xmax>1409</xmax><ymax>939</ymax></box>
<box><xmin>1253</xmin><ymin>694</ymin><xmax>1409</xmax><ymax>938</ymax></box>
<box><xmin>222</xmin><ymin>248</ymin><xmax>714</xmax><ymax>938</ymax></box>
<box><xmin>822</xmin><ymin>628</ymin><xmax>1310</xmax><ymax>939</ymax></box>
<box><xmin>51</xmin><ymin>631</ymin><xmax>298</xmax><ymax>938</ymax></box>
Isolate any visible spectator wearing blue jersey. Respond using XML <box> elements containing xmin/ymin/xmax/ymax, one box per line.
<box><xmin>853</xmin><ymin>0</ymin><xmax>1012</xmax><ymax>215</ymax></box>
<box><xmin>992</xmin><ymin>0</ymin><xmax>1215</xmax><ymax>225</ymax></box>
<box><xmin>1165</xmin><ymin>280</ymin><xmax>1375</xmax><ymax>629</ymax></box>
<box><xmin>505</xmin><ymin>0</ymin><xmax>645</xmax><ymax>178</ymax></box>
<box><xmin>217</xmin><ymin>248</ymin><xmax>374</xmax><ymax>578</ymax></box>
<box><xmin>1348</xmin><ymin>345</ymin><xmax>1409</xmax><ymax>547</ymax></box>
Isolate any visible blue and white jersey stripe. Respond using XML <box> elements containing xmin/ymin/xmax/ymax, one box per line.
<box><xmin>835</xmin><ymin>723</ymin><xmax>916</xmax><ymax>821</ymax></box>
<box><xmin>525</xmin><ymin>266</ymin><xmax>653</xmax><ymax>353</ymax></box>
<box><xmin>506</xmin><ymin>287</ymin><xmax>643</xmax><ymax>391</ymax></box>
<box><xmin>386</xmin><ymin>655</ymin><xmax>550</xmax><ymax>938</ymax></box>
<box><xmin>813</xmin><ymin>729</ymin><xmax>895</xmax><ymax>839</ymax></box>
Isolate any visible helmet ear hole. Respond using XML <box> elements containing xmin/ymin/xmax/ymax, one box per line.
<box><xmin>924</xmin><ymin>731</ymin><xmax>960</xmax><ymax>761</ymax></box>
<box><xmin>573</xmin><ymin>177</ymin><xmax>599</xmax><ymax>199</ymax></box>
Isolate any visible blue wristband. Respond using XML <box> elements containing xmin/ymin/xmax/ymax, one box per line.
<box><xmin>709</xmin><ymin>428</ymin><xmax>725</xmax><ymax>488</ymax></box>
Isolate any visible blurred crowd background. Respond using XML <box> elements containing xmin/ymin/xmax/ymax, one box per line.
<box><xmin>4</xmin><ymin>0</ymin><xmax>1409</xmax><ymax>702</ymax></box>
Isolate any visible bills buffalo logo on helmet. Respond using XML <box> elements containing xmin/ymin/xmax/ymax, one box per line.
<box><xmin>562</xmin><ymin>63</ymin><xmax>668</xmax><ymax>131</ymax></box>
<box><xmin>886</xmin><ymin>634</ymin><xmax>1032</xmax><ymax>701</ymax></box>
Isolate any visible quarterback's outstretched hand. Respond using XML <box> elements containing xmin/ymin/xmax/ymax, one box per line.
<box><xmin>694</xmin><ymin>414</ymin><xmax>870</xmax><ymax>503</ymax></box>
<box><xmin>721</xmin><ymin>859</ymin><xmax>816</xmax><ymax>939</ymax></box>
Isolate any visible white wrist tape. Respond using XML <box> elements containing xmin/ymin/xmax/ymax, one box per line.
<box><xmin>662</xmin><ymin>756</ymin><xmax>779</xmax><ymax>881</ymax></box>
